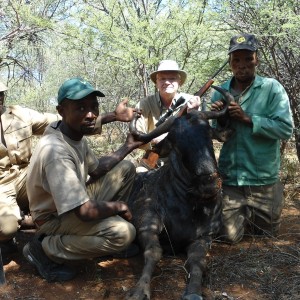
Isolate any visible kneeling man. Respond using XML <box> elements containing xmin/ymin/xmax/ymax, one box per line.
<box><xmin>23</xmin><ymin>78</ymin><xmax>143</xmax><ymax>281</ymax></box>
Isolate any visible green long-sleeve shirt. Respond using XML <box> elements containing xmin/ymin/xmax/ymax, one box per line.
<box><xmin>211</xmin><ymin>75</ymin><xmax>293</xmax><ymax>186</ymax></box>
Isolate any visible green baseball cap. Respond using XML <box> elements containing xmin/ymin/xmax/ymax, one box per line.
<box><xmin>57</xmin><ymin>77</ymin><xmax>105</xmax><ymax>104</ymax></box>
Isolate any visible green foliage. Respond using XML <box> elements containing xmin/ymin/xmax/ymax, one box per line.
<box><xmin>58</xmin><ymin>0</ymin><xmax>229</xmax><ymax>98</ymax></box>
<box><xmin>1</xmin><ymin>0</ymin><xmax>299</xmax><ymax>164</ymax></box>
<box><xmin>212</xmin><ymin>0</ymin><xmax>300</xmax><ymax>160</ymax></box>
<box><xmin>1</xmin><ymin>0</ymin><xmax>231</xmax><ymax>111</ymax></box>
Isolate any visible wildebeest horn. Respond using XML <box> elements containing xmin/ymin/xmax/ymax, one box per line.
<box><xmin>200</xmin><ymin>85</ymin><xmax>234</xmax><ymax>119</ymax></box>
<box><xmin>129</xmin><ymin>114</ymin><xmax>176</xmax><ymax>143</ymax></box>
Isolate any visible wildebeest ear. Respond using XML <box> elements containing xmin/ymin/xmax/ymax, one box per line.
<box><xmin>211</xmin><ymin>127</ymin><xmax>235</xmax><ymax>142</ymax></box>
<box><xmin>153</xmin><ymin>138</ymin><xmax>172</xmax><ymax>158</ymax></box>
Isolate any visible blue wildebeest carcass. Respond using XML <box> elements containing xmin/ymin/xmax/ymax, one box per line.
<box><xmin>126</xmin><ymin>86</ymin><xmax>233</xmax><ymax>300</ymax></box>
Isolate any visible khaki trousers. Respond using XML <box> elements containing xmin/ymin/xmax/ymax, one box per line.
<box><xmin>219</xmin><ymin>181</ymin><xmax>284</xmax><ymax>243</ymax></box>
<box><xmin>0</xmin><ymin>167</ymin><xmax>28</xmax><ymax>241</ymax></box>
<box><xmin>37</xmin><ymin>160</ymin><xmax>137</xmax><ymax>263</ymax></box>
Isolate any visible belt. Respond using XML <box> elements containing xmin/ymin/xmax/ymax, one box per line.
<box><xmin>34</xmin><ymin>219</ymin><xmax>48</xmax><ymax>227</ymax></box>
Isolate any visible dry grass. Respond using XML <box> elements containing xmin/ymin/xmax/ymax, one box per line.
<box><xmin>205</xmin><ymin>230</ymin><xmax>299</xmax><ymax>299</ymax></box>
<box><xmin>202</xmin><ymin>140</ymin><xmax>300</xmax><ymax>300</ymax></box>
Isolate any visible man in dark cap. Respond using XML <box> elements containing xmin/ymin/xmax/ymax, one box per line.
<box><xmin>23</xmin><ymin>77</ymin><xmax>144</xmax><ymax>282</ymax></box>
<box><xmin>211</xmin><ymin>33</ymin><xmax>293</xmax><ymax>243</ymax></box>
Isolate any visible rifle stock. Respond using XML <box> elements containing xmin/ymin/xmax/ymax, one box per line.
<box><xmin>195</xmin><ymin>78</ymin><xmax>214</xmax><ymax>97</ymax></box>
<box><xmin>140</xmin><ymin>150</ymin><xmax>160</xmax><ymax>170</ymax></box>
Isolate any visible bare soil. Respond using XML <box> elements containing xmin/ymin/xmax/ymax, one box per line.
<box><xmin>1</xmin><ymin>188</ymin><xmax>299</xmax><ymax>300</ymax></box>
<box><xmin>2</xmin><ymin>134</ymin><xmax>300</xmax><ymax>300</ymax></box>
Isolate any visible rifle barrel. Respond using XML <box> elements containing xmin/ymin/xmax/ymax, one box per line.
<box><xmin>210</xmin><ymin>60</ymin><xmax>229</xmax><ymax>79</ymax></box>
<box><xmin>155</xmin><ymin>60</ymin><xmax>228</xmax><ymax>126</ymax></box>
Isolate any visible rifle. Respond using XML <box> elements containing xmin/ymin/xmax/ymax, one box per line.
<box><xmin>155</xmin><ymin>96</ymin><xmax>185</xmax><ymax>127</ymax></box>
<box><xmin>140</xmin><ymin>60</ymin><xmax>229</xmax><ymax>170</ymax></box>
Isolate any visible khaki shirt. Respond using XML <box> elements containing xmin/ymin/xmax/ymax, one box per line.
<box><xmin>0</xmin><ymin>105</ymin><xmax>59</xmax><ymax>184</ymax></box>
<box><xmin>26</xmin><ymin>122</ymin><xmax>99</xmax><ymax>221</ymax></box>
<box><xmin>135</xmin><ymin>92</ymin><xmax>194</xmax><ymax>150</ymax></box>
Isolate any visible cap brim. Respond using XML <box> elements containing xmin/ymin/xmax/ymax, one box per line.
<box><xmin>228</xmin><ymin>45</ymin><xmax>257</xmax><ymax>54</ymax></box>
<box><xmin>150</xmin><ymin>70</ymin><xmax>187</xmax><ymax>85</ymax></box>
<box><xmin>69</xmin><ymin>88</ymin><xmax>105</xmax><ymax>100</ymax></box>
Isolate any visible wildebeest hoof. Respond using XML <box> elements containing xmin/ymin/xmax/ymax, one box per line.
<box><xmin>126</xmin><ymin>289</ymin><xmax>150</xmax><ymax>300</ymax></box>
<box><xmin>182</xmin><ymin>293</ymin><xmax>203</xmax><ymax>300</ymax></box>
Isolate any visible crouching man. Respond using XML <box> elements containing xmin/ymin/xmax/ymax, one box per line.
<box><xmin>23</xmin><ymin>77</ymin><xmax>144</xmax><ymax>281</ymax></box>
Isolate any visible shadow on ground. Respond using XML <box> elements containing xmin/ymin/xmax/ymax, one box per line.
<box><xmin>0</xmin><ymin>196</ymin><xmax>299</xmax><ymax>300</ymax></box>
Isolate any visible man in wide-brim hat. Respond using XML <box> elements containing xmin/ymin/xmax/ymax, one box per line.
<box><xmin>135</xmin><ymin>59</ymin><xmax>200</xmax><ymax>171</ymax></box>
<box><xmin>149</xmin><ymin>59</ymin><xmax>187</xmax><ymax>85</ymax></box>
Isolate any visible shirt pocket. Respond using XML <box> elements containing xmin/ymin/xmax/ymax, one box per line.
<box><xmin>254</xmin><ymin>150</ymin><xmax>278</xmax><ymax>179</ymax></box>
<box><xmin>11</xmin><ymin>124</ymin><xmax>33</xmax><ymax>164</ymax></box>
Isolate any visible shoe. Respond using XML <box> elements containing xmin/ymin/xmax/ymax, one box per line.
<box><xmin>0</xmin><ymin>238</ymin><xmax>18</xmax><ymax>256</ymax></box>
<box><xmin>0</xmin><ymin>238</ymin><xmax>18</xmax><ymax>264</ymax></box>
<box><xmin>113</xmin><ymin>243</ymin><xmax>140</xmax><ymax>259</ymax></box>
<box><xmin>23</xmin><ymin>236</ymin><xmax>77</xmax><ymax>282</ymax></box>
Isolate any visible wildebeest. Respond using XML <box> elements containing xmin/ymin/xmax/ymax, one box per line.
<box><xmin>126</xmin><ymin>86</ymin><xmax>233</xmax><ymax>300</ymax></box>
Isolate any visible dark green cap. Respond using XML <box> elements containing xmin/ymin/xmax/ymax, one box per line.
<box><xmin>228</xmin><ymin>33</ymin><xmax>259</xmax><ymax>54</ymax></box>
<box><xmin>57</xmin><ymin>77</ymin><xmax>105</xmax><ymax>104</ymax></box>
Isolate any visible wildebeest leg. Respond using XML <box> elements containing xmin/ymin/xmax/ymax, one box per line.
<box><xmin>126</xmin><ymin>231</ymin><xmax>162</xmax><ymax>300</ymax></box>
<box><xmin>182</xmin><ymin>238</ymin><xmax>211</xmax><ymax>300</ymax></box>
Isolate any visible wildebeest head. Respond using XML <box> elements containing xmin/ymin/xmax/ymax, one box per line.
<box><xmin>161</xmin><ymin>110</ymin><xmax>217</xmax><ymax>173</ymax></box>
<box><xmin>130</xmin><ymin>86</ymin><xmax>233</xmax><ymax>199</ymax></box>
<box><xmin>159</xmin><ymin>110</ymin><xmax>222</xmax><ymax>199</ymax></box>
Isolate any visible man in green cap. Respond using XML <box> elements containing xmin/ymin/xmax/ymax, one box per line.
<box><xmin>23</xmin><ymin>77</ymin><xmax>144</xmax><ymax>282</ymax></box>
<box><xmin>0</xmin><ymin>79</ymin><xmax>59</xmax><ymax>261</ymax></box>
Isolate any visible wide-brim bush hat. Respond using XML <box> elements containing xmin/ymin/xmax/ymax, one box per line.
<box><xmin>0</xmin><ymin>80</ymin><xmax>8</xmax><ymax>92</ymax></box>
<box><xmin>150</xmin><ymin>60</ymin><xmax>187</xmax><ymax>85</ymax></box>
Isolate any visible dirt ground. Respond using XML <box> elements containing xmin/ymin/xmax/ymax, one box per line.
<box><xmin>1</xmin><ymin>188</ymin><xmax>299</xmax><ymax>300</ymax></box>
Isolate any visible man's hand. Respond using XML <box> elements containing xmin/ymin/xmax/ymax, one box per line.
<box><xmin>211</xmin><ymin>99</ymin><xmax>225</xmax><ymax>111</ymax></box>
<box><xmin>226</xmin><ymin>101</ymin><xmax>252</xmax><ymax>124</ymax></box>
<box><xmin>211</xmin><ymin>99</ymin><xmax>252</xmax><ymax>125</ymax></box>
<box><xmin>125</xmin><ymin>132</ymin><xmax>145</xmax><ymax>150</ymax></box>
<box><xmin>115</xmin><ymin>201</ymin><xmax>133</xmax><ymax>222</ymax></box>
<box><xmin>115</xmin><ymin>98</ymin><xmax>140</xmax><ymax>122</ymax></box>
<box><xmin>75</xmin><ymin>200</ymin><xmax>133</xmax><ymax>222</ymax></box>
<box><xmin>187</xmin><ymin>96</ymin><xmax>201</xmax><ymax>112</ymax></box>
